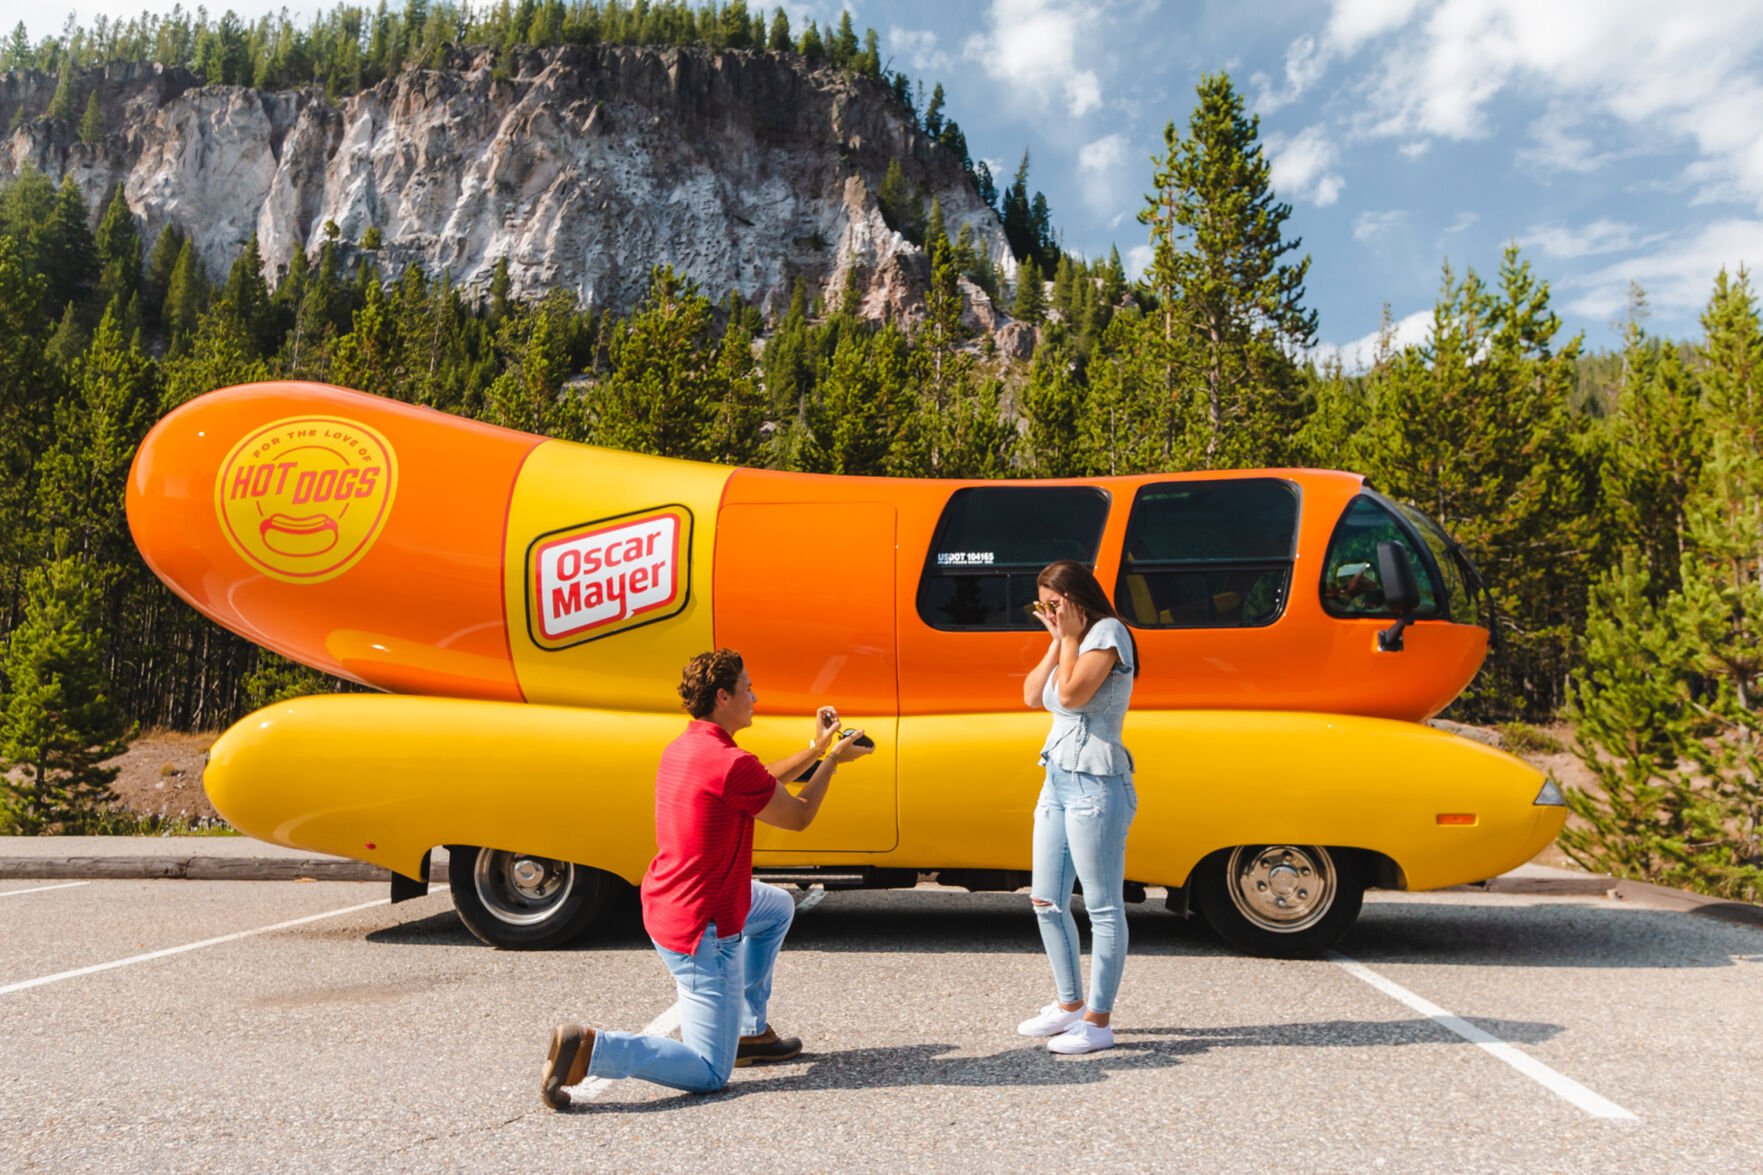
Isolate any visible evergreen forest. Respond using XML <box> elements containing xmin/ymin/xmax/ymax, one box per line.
<box><xmin>0</xmin><ymin>4</ymin><xmax>1757</xmax><ymax>904</ymax></box>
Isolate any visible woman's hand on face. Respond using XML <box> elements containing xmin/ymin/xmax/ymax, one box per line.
<box><xmin>1033</xmin><ymin>597</ymin><xmax>1061</xmax><ymax>637</ymax></box>
<box><xmin>1054</xmin><ymin>597</ymin><xmax>1088</xmax><ymax>640</ymax></box>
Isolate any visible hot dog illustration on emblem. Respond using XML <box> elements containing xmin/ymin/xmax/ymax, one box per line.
<box><xmin>215</xmin><ymin>415</ymin><xmax>398</xmax><ymax>584</ymax></box>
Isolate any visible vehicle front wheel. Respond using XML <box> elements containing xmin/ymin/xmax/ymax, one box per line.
<box><xmin>1194</xmin><ymin>844</ymin><xmax>1363</xmax><ymax>959</ymax></box>
<box><xmin>448</xmin><ymin>845</ymin><xmax>613</xmax><ymax>949</ymax></box>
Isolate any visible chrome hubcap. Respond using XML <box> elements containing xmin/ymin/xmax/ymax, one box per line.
<box><xmin>473</xmin><ymin>849</ymin><xmax>575</xmax><ymax>926</ymax></box>
<box><xmin>1226</xmin><ymin>844</ymin><xmax>1335</xmax><ymax>933</ymax></box>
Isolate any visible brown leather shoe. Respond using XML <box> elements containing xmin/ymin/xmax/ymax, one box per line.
<box><xmin>541</xmin><ymin>1024</ymin><xmax>595</xmax><ymax>1110</ymax></box>
<box><xmin>735</xmin><ymin>1026</ymin><xmax>803</xmax><ymax>1067</ymax></box>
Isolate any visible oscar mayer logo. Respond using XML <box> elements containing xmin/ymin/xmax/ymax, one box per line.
<box><xmin>527</xmin><ymin>505</ymin><xmax>692</xmax><ymax>650</ymax></box>
<box><xmin>214</xmin><ymin>415</ymin><xmax>398</xmax><ymax>584</ymax></box>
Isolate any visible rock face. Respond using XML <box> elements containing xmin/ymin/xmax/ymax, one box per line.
<box><xmin>0</xmin><ymin>46</ymin><xmax>1012</xmax><ymax>319</ymax></box>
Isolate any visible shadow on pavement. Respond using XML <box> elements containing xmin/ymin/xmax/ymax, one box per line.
<box><xmin>569</xmin><ymin>1015</ymin><xmax>1564</xmax><ymax>1109</ymax></box>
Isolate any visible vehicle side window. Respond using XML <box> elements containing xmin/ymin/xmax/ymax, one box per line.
<box><xmin>917</xmin><ymin>487</ymin><xmax>1110</xmax><ymax>630</ymax></box>
<box><xmin>1319</xmin><ymin>496</ymin><xmax>1443</xmax><ymax>619</ymax></box>
<box><xmin>1114</xmin><ymin>479</ymin><xmax>1298</xmax><ymax>629</ymax></box>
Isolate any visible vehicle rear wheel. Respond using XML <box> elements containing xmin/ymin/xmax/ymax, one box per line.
<box><xmin>448</xmin><ymin>845</ymin><xmax>613</xmax><ymax>949</ymax></box>
<box><xmin>1194</xmin><ymin>844</ymin><xmax>1363</xmax><ymax>959</ymax></box>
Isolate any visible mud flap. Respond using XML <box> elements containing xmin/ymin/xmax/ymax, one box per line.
<box><xmin>390</xmin><ymin>850</ymin><xmax>431</xmax><ymax>903</ymax></box>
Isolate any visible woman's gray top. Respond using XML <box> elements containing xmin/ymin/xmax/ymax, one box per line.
<box><xmin>1039</xmin><ymin>617</ymin><xmax>1135</xmax><ymax>775</ymax></box>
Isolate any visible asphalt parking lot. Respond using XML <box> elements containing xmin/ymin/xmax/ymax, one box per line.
<box><xmin>3</xmin><ymin>877</ymin><xmax>1761</xmax><ymax>1173</ymax></box>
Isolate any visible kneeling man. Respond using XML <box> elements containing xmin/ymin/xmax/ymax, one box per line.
<box><xmin>542</xmin><ymin>647</ymin><xmax>871</xmax><ymax>1107</ymax></box>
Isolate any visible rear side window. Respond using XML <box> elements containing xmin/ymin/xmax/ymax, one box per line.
<box><xmin>1319</xmin><ymin>495</ymin><xmax>1444</xmax><ymax>619</ymax></box>
<box><xmin>917</xmin><ymin>487</ymin><xmax>1110</xmax><ymax>630</ymax></box>
<box><xmin>1114</xmin><ymin>479</ymin><xmax>1298</xmax><ymax>628</ymax></box>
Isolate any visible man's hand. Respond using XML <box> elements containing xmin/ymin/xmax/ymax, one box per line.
<box><xmin>830</xmin><ymin>728</ymin><xmax>873</xmax><ymax>764</ymax></box>
<box><xmin>810</xmin><ymin>706</ymin><xmax>839</xmax><ymax>755</ymax></box>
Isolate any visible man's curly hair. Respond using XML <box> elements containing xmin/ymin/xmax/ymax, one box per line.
<box><xmin>678</xmin><ymin>648</ymin><xmax>744</xmax><ymax>719</ymax></box>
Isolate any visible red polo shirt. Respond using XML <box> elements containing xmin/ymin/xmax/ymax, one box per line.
<box><xmin>640</xmin><ymin>720</ymin><xmax>778</xmax><ymax>954</ymax></box>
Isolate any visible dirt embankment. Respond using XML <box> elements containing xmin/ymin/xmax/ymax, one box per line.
<box><xmin>106</xmin><ymin>730</ymin><xmax>221</xmax><ymax>823</ymax></box>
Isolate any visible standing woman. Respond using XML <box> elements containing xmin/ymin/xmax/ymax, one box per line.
<box><xmin>1018</xmin><ymin>559</ymin><xmax>1140</xmax><ymax>1054</ymax></box>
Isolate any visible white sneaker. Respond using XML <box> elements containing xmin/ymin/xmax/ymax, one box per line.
<box><xmin>1017</xmin><ymin>1002</ymin><xmax>1086</xmax><ymax>1037</ymax></box>
<box><xmin>1047</xmin><ymin>1020</ymin><xmax>1114</xmax><ymax>1054</ymax></box>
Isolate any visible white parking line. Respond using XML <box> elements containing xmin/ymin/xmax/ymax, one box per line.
<box><xmin>0</xmin><ymin>897</ymin><xmax>391</xmax><ymax>997</ymax></box>
<box><xmin>0</xmin><ymin>881</ymin><xmax>90</xmax><ymax>898</ymax></box>
<box><xmin>1328</xmin><ymin>951</ymin><xmax>1637</xmax><ymax>1121</ymax></box>
<box><xmin>571</xmin><ymin>885</ymin><xmax>827</xmax><ymax>1104</ymax></box>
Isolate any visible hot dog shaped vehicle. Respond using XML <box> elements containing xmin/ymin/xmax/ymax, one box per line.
<box><xmin>127</xmin><ymin>381</ymin><xmax>1565</xmax><ymax>957</ymax></box>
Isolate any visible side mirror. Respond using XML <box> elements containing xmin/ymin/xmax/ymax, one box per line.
<box><xmin>1375</xmin><ymin>540</ymin><xmax>1419</xmax><ymax>652</ymax></box>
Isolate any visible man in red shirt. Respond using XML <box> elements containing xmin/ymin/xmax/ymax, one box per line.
<box><xmin>541</xmin><ymin>648</ymin><xmax>871</xmax><ymax>1107</ymax></box>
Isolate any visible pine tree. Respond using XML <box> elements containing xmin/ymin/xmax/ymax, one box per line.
<box><xmin>876</xmin><ymin>159</ymin><xmax>924</xmax><ymax>243</ymax></box>
<box><xmin>1021</xmin><ymin>330</ymin><xmax>1086</xmax><ymax>476</ymax></box>
<box><xmin>162</xmin><ymin>237</ymin><xmax>208</xmax><ymax>349</ymax></box>
<box><xmin>1562</xmin><ymin>555</ymin><xmax>1695</xmax><ymax>882</ymax></box>
<box><xmin>829</xmin><ymin>11</ymin><xmax>858</xmax><ymax>68</ymax></box>
<box><xmin>37</xmin><ymin>304</ymin><xmax>156</xmax><ymax>572</ymax></box>
<box><xmin>93</xmin><ymin>186</ymin><xmax>140</xmax><ymax>312</ymax></box>
<box><xmin>1599</xmin><ymin>302</ymin><xmax>1704</xmax><ymax>594</ymax></box>
<box><xmin>141</xmin><ymin>222</ymin><xmax>185</xmax><ymax>330</ymax></box>
<box><xmin>1012</xmin><ymin>255</ymin><xmax>1046</xmax><ymax>324</ymax></box>
<box><xmin>767</xmin><ymin>8</ymin><xmax>790</xmax><ymax>51</ymax></box>
<box><xmin>42</xmin><ymin>176</ymin><xmax>99</xmax><ymax>317</ymax></box>
<box><xmin>78</xmin><ymin>91</ymin><xmax>104</xmax><ymax>145</ymax></box>
<box><xmin>1147</xmin><ymin>73</ymin><xmax>1316</xmax><ymax>467</ymax></box>
<box><xmin>0</xmin><ymin>237</ymin><xmax>54</xmax><ymax>632</ymax></box>
<box><xmin>3</xmin><ymin>22</ymin><xmax>30</xmax><ymax>71</ymax></box>
<box><xmin>46</xmin><ymin>65</ymin><xmax>75</xmax><ymax>120</ymax></box>
<box><xmin>0</xmin><ymin>552</ymin><xmax>128</xmax><ymax>835</ymax></box>
<box><xmin>1001</xmin><ymin>152</ymin><xmax>1035</xmax><ymax>263</ymax></box>
<box><xmin>587</xmin><ymin>265</ymin><xmax>719</xmax><ymax>457</ymax></box>
<box><xmin>798</xmin><ymin>20</ymin><xmax>823</xmax><ymax>63</ymax></box>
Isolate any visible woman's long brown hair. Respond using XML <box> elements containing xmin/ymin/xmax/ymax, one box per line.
<box><xmin>1036</xmin><ymin>560</ymin><xmax>1141</xmax><ymax>677</ymax></box>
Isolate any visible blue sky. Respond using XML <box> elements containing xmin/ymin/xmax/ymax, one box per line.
<box><xmin>18</xmin><ymin>0</ymin><xmax>1763</xmax><ymax>360</ymax></box>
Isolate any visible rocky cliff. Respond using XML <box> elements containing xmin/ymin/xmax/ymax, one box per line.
<box><xmin>0</xmin><ymin>45</ymin><xmax>1011</xmax><ymax>321</ymax></box>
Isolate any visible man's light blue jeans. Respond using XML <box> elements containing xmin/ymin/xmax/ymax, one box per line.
<box><xmin>586</xmin><ymin>880</ymin><xmax>795</xmax><ymax>1093</ymax></box>
<box><xmin>1031</xmin><ymin>762</ymin><xmax>1137</xmax><ymax>1014</ymax></box>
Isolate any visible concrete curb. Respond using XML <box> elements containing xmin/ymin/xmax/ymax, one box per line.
<box><xmin>1445</xmin><ymin>873</ymin><xmax>1763</xmax><ymax>930</ymax></box>
<box><xmin>0</xmin><ymin>855</ymin><xmax>453</xmax><ymax>883</ymax></box>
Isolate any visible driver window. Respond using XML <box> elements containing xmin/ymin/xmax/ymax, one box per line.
<box><xmin>1320</xmin><ymin>496</ymin><xmax>1442</xmax><ymax>619</ymax></box>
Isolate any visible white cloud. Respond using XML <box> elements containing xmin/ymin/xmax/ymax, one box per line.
<box><xmin>1078</xmin><ymin>133</ymin><xmax>1127</xmax><ymax>173</ymax></box>
<box><xmin>1521</xmin><ymin>218</ymin><xmax>1640</xmax><ymax>260</ymax></box>
<box><xmin>1517</xmin><ymin>112</ymin><xmax>1623</xmax><ymax>175</ymax></box>
<box><xmin>962</xmin><ymin>0</ymin><xmax>1107</xmax><ymax>119</ymax></box>
<box><xmin>1443</xmin><ymin>211</ymin><xmax>1478</xmax><ymax>235</ymax></box>
<box><xmin>1325</xmin><ymin>0</ymin><xmax>1424</xmax><ymax>54</ymax></box>
<box><xmin>1268</xmin><ymin>126</ymin><xmax>1345</xmax><ymax>207</ymax></box>
<box><xmin>1353</xmin><ymin>209</ymin><xmax>1407</xmax><ymax>243</ymax></box>
<box><xmin>1125</xmin><ymin>243</ymin><xmax>1154</xmax><ymax>282</ymax></box>
<box><xmin>1333</xmin><ymin>0</ymin><xmax>1763</xmax><ymax>208</ymax></box>
<box><xmin>1563</xmin><ymin>218</ymin><xmax>1763</xmax><ymax>319</ymax></box>
<box><xmin>1076</xmin><ymin>133</ymin><xmax>1129</xmax><ymax>212</ymax></box>
<box><xmin>1311</xmin><ymin>308</ymin><xmax>1434</xmax><ymax>372</ymax></box>
<box><xmin>888</xmin><ymin>28</ymin><xmax>951</xmax><ymax>74</ymax></box>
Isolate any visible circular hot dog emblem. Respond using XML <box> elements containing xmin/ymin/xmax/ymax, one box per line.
<box><xmin>214</xmin><ymin>415</ymin><xmax>398</xmax><ymax>584</ymax></box>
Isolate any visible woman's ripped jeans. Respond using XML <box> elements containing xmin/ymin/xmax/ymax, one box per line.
<box><xmin>1030</xmin><ymin>762</ymin><xmax>1137</xmax><ymax>1014</ymax></box>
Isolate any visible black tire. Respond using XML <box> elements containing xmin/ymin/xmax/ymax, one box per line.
<box><xmin>1193</xmin><ymin>844</ymin><xmax>1364</xmax><ymax>959</ymax></box>
<box><xmin>447</xmin><ymin>845</ymin><xmax>613</xmax><ymax>949</ymax></box>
